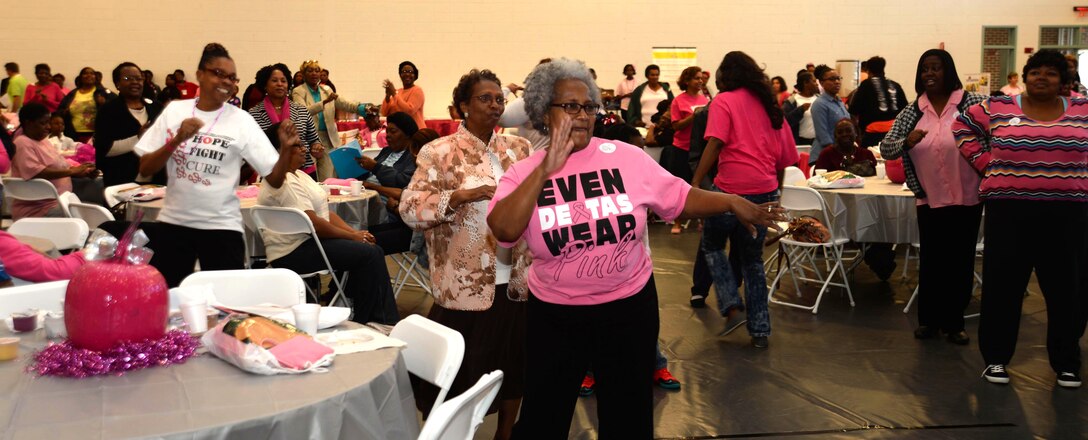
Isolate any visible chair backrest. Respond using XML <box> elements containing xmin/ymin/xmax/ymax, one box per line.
<box><xmin>390</xmin><ymin>314</ymin><xmax>466</xmax><ymax>410</ymax></box>
<box><xmin>249</xmin><ymin>206</ymin><xmax>316</xmax><ymax>236</ymax></box>
<box><xmin>779</xmin><ymin>185</ymin><xmax>837</xmax><ymax>239</ymax></box>
<box><xmin>783</xmin><ymin>166</ymin><xmax>806</xmax><ymax>186</ymax></box>
<box><xmin>0</xmin><ymin>280</ymin><xmax>69</xmax><ymax>315</ymax></box>
<box><xmin>8</xmin><ymin>218</ymin><xmax>89</xmax><ymax>251</ymax></box>
<box><xmin>417</xmin><ymin>370</ymin><xmax>504</xmax><ymax>440</ymax></box>
<box><xmin>68</xmin><ymin>202</ymin><xmax>115</xmax><ymax>230</ymax></box>
<box><xmin>103</xmin><ymin>183</ymin><xmax>140</xmax><ymax>207</ymax></box>
<box><xmin>178</xmin><ymin>268</ymin><xmax>305</xmax><ymax>309</ymax></box>
<box><xmin>59</xmin><ymin>192</ymin><xmax>83</xmax><ymax>218</ymax></box>
<box><xmin>2</xmin><ymin>177</ymin><xmax>60</xmax><ymax>202</ymax></box>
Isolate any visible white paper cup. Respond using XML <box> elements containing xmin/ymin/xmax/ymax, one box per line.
<box><xmin>350</xmin><ymin>181</ymin><xmax>362</xmax><ymax>196</ymax></box>
<box><xmin>292</xmin><ymin>304</ymin><xmax>321</xmax><ymax>335</ymax></box>
<box><xmin>875</xmin><ymin>163</ymin><xmax>886</xmax><ymax>180</ymax></box>
<box><xmin>815</xmin><ymin>168</ymin><xmax>828</xmax><ymax>176</ymax></box>
<box><xmin>180</xmin><ymin>301</ymin><xmax>209</xmax><ymax>333</ymax></box>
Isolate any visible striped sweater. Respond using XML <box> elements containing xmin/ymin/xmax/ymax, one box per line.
<box><xmin>952</xmin><ymin>95</ymin><xmax>1088</xmax><ymax>201</ymax></box>
<box><xmin>248</xmin><ymin>102</ymin><xmax>321</xmax><ymax>172</ymax></box>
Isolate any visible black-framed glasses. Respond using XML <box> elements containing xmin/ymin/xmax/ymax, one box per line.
<box><xmin>400</xmin><ymin>69</ymin><xmax>417</xmax><ymax>75</ymax></box>
<box><xmin>823</xmin><ymin>76</ymin><xmax>842</xmax><ymax>82</ymax></box>
<box><xmin>550</xmin><ymin>102</ymin><xmax>601</xmax><ymax>115</ymax></box>
<box><xmin>201</xmin><ymin>68</ymin><xmax>240</xmax><ymax>83</ymax></box>
<box><xmin>120</xmin><ymin>75</ymin><xmax>144</xmax><ymax>83</ymax></box>
<box><xmin>473</xmin><ymin>94</ymin><xmax>506</xmax><ymax>106</ymax></box>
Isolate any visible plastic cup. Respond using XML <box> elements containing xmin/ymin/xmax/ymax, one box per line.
<box><xmin>180</xmin><ymin>301</ymin><xmax>209</xmax><ymax>333</ymax></box>
<box><xmin>350</xmin><ymin>181</ymin><xmax>363</xmax><ymax>196</ymax></box>
<box><xmin>875</xmin><ymin>163</ymin><xmax>886</xmax><ymax>180</ymax></box>
<box><xmin>0</xmin><ymin>338</ymin><xmax>18</xmax><ymax>361</ymax></box>
<box><xmin>44</xmin><ymin>313</ymin><xmax>67</xmax><ymax>339</ymax></box>
<box><xmin>292</xmin><ymin>304</ymin><xmax>321</xmax><ymax>335</ymax></box>
<box><xmin>11</xmin><ymin>312</ymin><xmax>37</xmax><ymax>332</ymax></box>
<box><xmin>815</xmin><ymin>168</ymin><xmax>828</xmax><ymax>177</ymax></box>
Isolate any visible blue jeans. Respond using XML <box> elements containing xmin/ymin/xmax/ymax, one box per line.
<box><xmin>700</xmin><ymin>189</ymin><xmax>777</xmax><ymax>337</ymax></box>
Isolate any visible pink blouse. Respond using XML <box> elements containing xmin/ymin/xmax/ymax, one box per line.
<box><xmin>909</xmin><ymin>89</ymin><xmax>981</xmax><ymax>208</ymax></box>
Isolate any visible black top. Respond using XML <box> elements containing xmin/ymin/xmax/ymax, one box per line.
<box><xmin>93</xmin><ymin>97</ymin><xmax>166</xmax><ymax>186</ymax></box>
<box><xmin>848</xmin><ymin>77</ymin><xmax>908</xmax><ymax>132</ymax></box>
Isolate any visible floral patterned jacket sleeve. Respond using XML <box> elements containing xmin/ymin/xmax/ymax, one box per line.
<box><xmin>399</xmin><ymin>126</ymin><xmax>533</xmax><ymax>310</ymax></box>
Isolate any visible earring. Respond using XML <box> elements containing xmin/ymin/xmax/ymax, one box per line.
<box><xmin>464</xmin><ymin>112</ymin><xmax>469</xmax><ymax>118</ymax></box>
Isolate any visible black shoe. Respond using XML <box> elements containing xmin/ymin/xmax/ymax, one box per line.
<box><xmin>913</xmin><ymin>326</ymin><xmax>939</xmax><ymax>339</ymax></box>
<box><xmin>719</xmin><ymin>311</ymin><xmax>747</xmax><ymax>336</ymax></box>
<box><xmin>690</xmin><ymin>294</ymin><xmax>707</xmax><ymax>308</ymax></box>
<box><xmin>1057</xmin><ymin>372</ymin><xmax>1082</xmax><ymax>388</ymax></box>
<box><xmin>751</xmin><ymin>336</ymin><xmax>769</xmax><ymax>349</ymax></box>
<box><xmin>946</xmin><ymin>330</ymin><xmax>970</xmax><ymax>345</ymax></box>
<box><xmin>983</xmin><ymin>364</ymin><xmax>1010</xmax><ymax>384</ymax></box>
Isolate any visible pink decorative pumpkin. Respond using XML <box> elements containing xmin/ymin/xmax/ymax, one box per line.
<box><xmin>64</xmin><ymin>261</ymin><xmax>169</xmax><ymax>352</ymax></box>
<box><xmin>885</xmin><ymin>158</ymin><xmax>907</xmax><ymax>184</ymax></box>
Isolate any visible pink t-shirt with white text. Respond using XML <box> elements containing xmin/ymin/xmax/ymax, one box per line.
<box><xmin>704</xmin><ymin>88</ymin><xmax>798</xmax><ymax>195</ymax></box>
<box><xmin>489</xmin><ymin>138</ymin><xmax>691</xmax><ymax>306</ymax></box>
<box><xmin>670</xmin><ymin>92</ymin><xmax>709</xmax><ymax>151</ymax></box>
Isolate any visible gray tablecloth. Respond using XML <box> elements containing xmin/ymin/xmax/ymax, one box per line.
<box><xmin>0</xmin><ymin>324</ymin><xmax>420</xmax><ymax>440</ymax></box>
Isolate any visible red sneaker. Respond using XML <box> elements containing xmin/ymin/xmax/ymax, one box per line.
<box><xmin>654</xmin><ymin>368</ymin><xmax>681</xmax><ymax>390</ymax></box>
<box><xmin>579</xmin><ymin>374</ymin><xmax>595</xmax><ymax>397</ymax></box>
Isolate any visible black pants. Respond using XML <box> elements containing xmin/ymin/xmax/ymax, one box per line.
<box><xmin>99</xmin><ymin>221</ymin><xmax>245</xmax><ymax>287</ymax></box>
<box><xmin>271</xmin><ymin>237</ymin><xmax>399</xmax><ymax>325</ymax></box>
<box><xmin>368</xmin><ymin>220</ymin><xmax>413</xmax><ymax>256</ymax></box>
<box><xmin>512</xmin><ymin>277</ymin><xmax>659</xmax><ymax>440</ymax></box>
<box><xmin>916</xmin><ymin>203</ymin><xmax>983</xmax><ymax>332</ymax></box>
<box><xmin>979</xmin><ymin>200</ymin><xmax>1088</xmax><ymax>373</ymax></box>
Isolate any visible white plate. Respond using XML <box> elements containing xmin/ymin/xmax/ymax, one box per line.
<box><xmin>270</xmin><ymin>306</ymin><xmax>351</xmax><ymax>330</ymax></box>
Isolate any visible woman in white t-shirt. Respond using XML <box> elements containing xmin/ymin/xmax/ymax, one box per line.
<box><xmin>132</xmin><ymin>43</ymin><xmax>297</xmax><ymax>286</ymax></box>
<box><xmin>624</xmin><ymin>64</ymin><xmax>674</xmax><ymax>128</ymax></box>
<box><xmin>257</xmin><ymin>123</ymin><xmax>399</xmax><ymax>324</ymax></box>
<box><xmin>783</xmin><ymin>71</ymin><xmax>820</xmax><ymax>145</ymax></box>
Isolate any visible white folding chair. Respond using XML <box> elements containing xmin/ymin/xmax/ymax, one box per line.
<box><xmin>57</xmin><ymin>192</ymin><xmax>81</xmax><ymax>218</ymax></box>
<box><xmin>768</xmin><ymin>186</ymin><xmax>855</xmax><ymax>314</ymax></box>
<box><xmin>3</xmin><ymin>177</ymin><xmax>61</xmax><ymax>217</ymax></box>
<box><xmin>783</xmin><ymin>166</ymin><xmax>806</xmax><ymax>186</ymax></box>
<box><xmin>249</xmin><ymin>206</ymin><xmax>349</xmax><ymax>306</ymax></box>
<box><xmin>390</xmin><ymin>252</ymin><xmax>431</xmax><ymax>297</ymax></box>
<box><xmin>68</xmin><ymin>202</ymin><xmax>115</xmax><ymax>230</ymax></box>
<box><xmin>178</xmin><ymin>268</ymin><xmax>305</xmax><ymax>310</ymax></box>
<box><xmin>8</xmin><ymin>218</ymin><xmax>89</xmax><ymax>252</ymax></box>
<box><xmin>390</xmin><ymin>314</ymin><xmax>465</xmax><ymax>412</ymax></box>
<box><xmin>417</xmin><ymin>370</ymin><xmax>504</xmax><ymax>440</ymax></box>
<box><xmin>103</xmin><ymin>182</ymin><xmax>141</xmax><ymax>208</ymax></box>
<box><xmin>0</xmin><ymin>280</ymin><xmax>68</xmax><ymax>316</ymax></box>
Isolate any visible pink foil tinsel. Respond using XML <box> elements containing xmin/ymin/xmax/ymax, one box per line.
<box><xmin>27</xmin><ymin>330</ymin><xmax>200</xmax><ymax>378</ymax></box>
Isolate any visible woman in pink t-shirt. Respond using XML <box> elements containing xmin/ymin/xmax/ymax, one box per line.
<box><xmin>10</xmin><ymin>103</ymin><xmax>97</xmax><ymax>220</ymax></box>
<box><xmin>487</xmin><ymin>58</ymin><xmax>784</xmax><ymax>439</ymax></box>
<box><xmin>691</xmin><ymin>51</ymin><xmax>799</xmax><ymax>349</ymax></box>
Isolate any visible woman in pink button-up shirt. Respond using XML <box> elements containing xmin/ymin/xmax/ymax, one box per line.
<box><xmin>881</xmin><ymin>49</ymin><xmax>986</xmax><ymax>345</ymax></box>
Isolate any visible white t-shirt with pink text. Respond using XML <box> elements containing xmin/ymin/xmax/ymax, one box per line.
<box><xmin>489</xmin><ymin>138</ymin><xmax>691</xmax><ymax>306</ymax></box>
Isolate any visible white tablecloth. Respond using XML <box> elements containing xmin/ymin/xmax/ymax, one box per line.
<box><xmin>794</xmin><ymin>179</ymin><xmax>918</xmax><ymax>244</ymax></box>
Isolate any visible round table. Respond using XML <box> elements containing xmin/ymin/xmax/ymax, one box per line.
<box><xmin>794</xmin><ymin>178</ymin><xmax>918</xmax><ymax>244</ymax></box>
<box><xmin>0</xmin><ymin>323</ymin><xmax>420</xmax><ymax>439</ymax></box>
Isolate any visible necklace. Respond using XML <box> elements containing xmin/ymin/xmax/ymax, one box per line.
<box><xmin>179</xmin><ymin>99</ymin><xmax>227</xmax><ymax>154</ymax></box>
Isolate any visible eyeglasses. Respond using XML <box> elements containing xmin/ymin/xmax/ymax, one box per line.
<box><xmin>400</xmin><ymin>69</ymin><xmax>417</xmax><ymax>75</ymax></box>
<box><xmin>120</xmin><ymin>75</ymin><xmax>144</xmax><ymax>83</ymax></box>
<box><xmin>473</xmin><ymin>94</ymin><xmax>506</xmax><ymax>106</ymax></box>
<box><xmin>550</xmin><ymin>102</ymin><xmax>601</xmax><ymax>115</ymax></box>
<box><xmin>201</xmin><ymin>68</ymin><xmax>240</xmax><ymax>83</ymax></box>
<box><xmin>823</xmin><ymin>76</ymin><xmax>842</xmax><ymax>82</ymax></box>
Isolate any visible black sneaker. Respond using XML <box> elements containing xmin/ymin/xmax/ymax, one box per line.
<box><xmin>690</xmin><ymin>294</ymin><xmax>707</xmax><ymax>308</ymax></box>
<box><xmin>1057</xmin><ymin>372</ymin><xmax>1082</xmax><ymax>388</ymax></box>
<box><xmin>946</xmin><ymin>330</ymin><xmax>970</xmax><ymax>345</ymax></box>
<box><xmin>913</xmin><ymin>326</ymin><xmax>939</xmax><ymax>339</ymax></box>
<box><xmin>751</xmin><ymin>336</ymin><xmax>769</xmax><ymax>349</ymax></box>
<box><xmin>983</xmin><ymin>364</ymin><xmax>1010</xmax><ymax>384</ymax></box>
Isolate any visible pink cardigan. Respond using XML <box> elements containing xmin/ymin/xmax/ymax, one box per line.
<box><xmin>0</xmin><ymin>231</ymin><xmax>85</xmax><ymax>282</ymax></box>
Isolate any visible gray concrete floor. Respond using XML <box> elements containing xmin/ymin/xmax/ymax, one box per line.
<box><xmin>393</xmin><ymin>222</ymin><xmax>1085</xmax><ymax>440</ymax></box>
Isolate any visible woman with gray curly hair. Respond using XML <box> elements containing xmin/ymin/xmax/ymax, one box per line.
<box><xmin>487</xmin><ymin>58</ymin><xmax>786</xmax><ymax>438</ymax></box>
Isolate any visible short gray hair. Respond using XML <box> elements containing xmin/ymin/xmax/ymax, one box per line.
<box><xmin>522</xmin><ymin>58</ymin><xmax>601</xmax><ymax>133</ymax></box>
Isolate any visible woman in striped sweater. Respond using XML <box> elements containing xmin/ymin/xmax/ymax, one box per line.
<box><xmin>249</xmin><ymin>63</ymin><xmax>324</xmax><ymax>179</ymax></box>
<box><xmin>953</xmin><ymin>49</ymin><xmax>1088</xmax><ymax>389</ymax></box>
